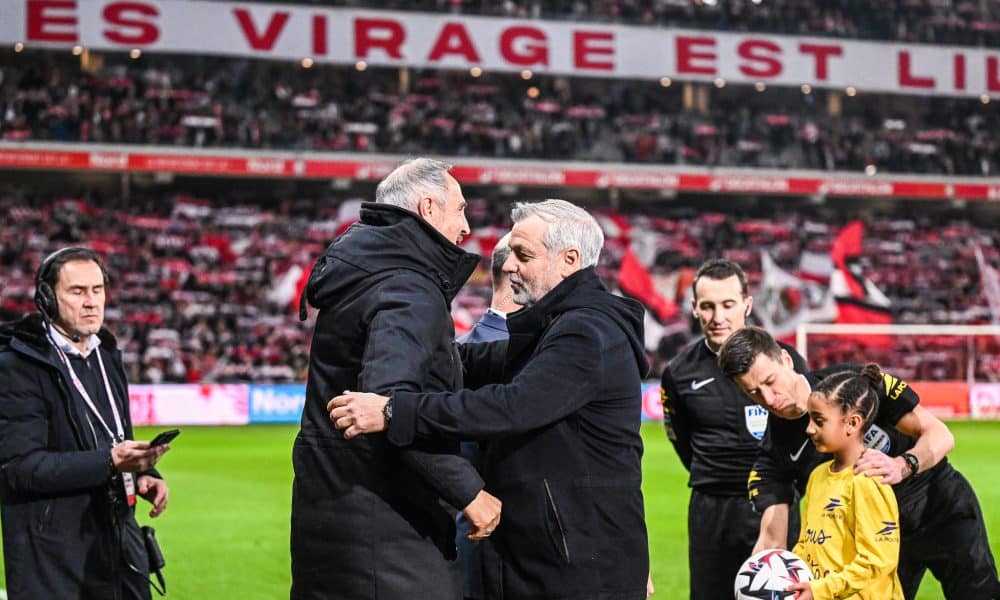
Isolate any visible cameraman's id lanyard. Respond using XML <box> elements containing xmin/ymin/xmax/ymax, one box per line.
<box><xmin>53</xmin><ymin>343</ymin><xmax>137</xmax><ymax>507</ymax></box>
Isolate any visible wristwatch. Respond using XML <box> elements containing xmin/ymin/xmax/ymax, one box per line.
<box><xmin>382</xmin><ymin>397</ymin><xmax>393</xmax><ymax>425</ymax></box>
<box><xmin>902</xmin><ymin>452</ymin><xmax>920</xmax><ymax>479</ymax></box>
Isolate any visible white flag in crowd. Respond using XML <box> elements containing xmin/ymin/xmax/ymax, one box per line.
<box><xmin>975</xmin><ymin>246</ymin><xmax>1000</xmax><ymax>325</ymax></box>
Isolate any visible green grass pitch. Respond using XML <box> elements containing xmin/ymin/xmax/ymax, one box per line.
<box><xmin>1</xmin><ymin>421</ymin><xmax>997</xmax><ymax>598</ymax></box>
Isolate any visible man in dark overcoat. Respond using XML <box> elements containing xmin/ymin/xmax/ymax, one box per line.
<box><xmin>291</xmin><ymin>158</ymin><xmax>502</xmax><ymax>599</ymax></box>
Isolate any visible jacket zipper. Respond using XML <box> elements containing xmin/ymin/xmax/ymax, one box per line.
<box><xmin>543</xmin><ymin>479</ymin><xmax>571</xmax><ymax>563</ymax></box>
<box><xmin>39</xmin><ymin>502</ymin><xmax>53</xmax><ymax>532</ymax></box>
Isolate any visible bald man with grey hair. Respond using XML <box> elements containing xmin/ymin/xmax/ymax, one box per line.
<box><xmin>330</xmin><ymin>199</ymin><xmax>651</xmax><ymax>599</ymax></box>
<box><xmin>370</xmin><ymin>157</ymin><xmax>471</xmax><ymax>245</ymax></box>
<box><xmin>376</xmin><ymin>157</ymin><xmax>453</xmax><ymax>211</ymax></box>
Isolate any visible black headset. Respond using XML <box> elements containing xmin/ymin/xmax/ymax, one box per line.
<box><xmin>34</xmin><ymin>247</ymin><xmax>109</xmax><ymax>323</ymax></box>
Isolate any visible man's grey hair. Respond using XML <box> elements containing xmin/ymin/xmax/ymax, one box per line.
<box><xmin>490</xmin><ymin>233</ymin><xmax>512</xmax><ymax>286</ymax></box>
<box><xmin>511</xmin><ymin>199</ymin><xmax>603</xmax><ymax>268</ymax></box>
<box><xmin>375</xmin><ymin>158</ymin><xmax>453</xmax><ymax>211</ymax></box>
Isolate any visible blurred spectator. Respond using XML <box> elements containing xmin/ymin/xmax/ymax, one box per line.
<box><xmin>1</xmin><ymin>185</ymin><xmax>997</xmax><ymax>382</ymax></box>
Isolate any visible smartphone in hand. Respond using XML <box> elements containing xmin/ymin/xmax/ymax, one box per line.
<box><xmin>149</xmin><ymin>429</ymin><xmax>181</xmax><ymax>447</ymax></box>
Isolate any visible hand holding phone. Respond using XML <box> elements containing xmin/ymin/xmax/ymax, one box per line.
<box><xmin>149</xmin><ymin>429</ymin><xmax>181</xmax><ymax>447</ymax></box>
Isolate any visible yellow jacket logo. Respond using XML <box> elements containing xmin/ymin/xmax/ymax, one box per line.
<box><xmin>875</xmin><ymin>521</ymin><xmax>899</xmax><ymax>542</ymax></box>
<box><xmin>882</xmin><ymin>374</ymin><xmax>909</xmax><ymax>400</ymax></box>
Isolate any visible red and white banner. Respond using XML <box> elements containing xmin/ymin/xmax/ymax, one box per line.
<box><xmin>4</xmin><ymin>142</ymin><xmax>1000</xmax><ymax>201</ymax></box>
<box><xmin>3</xmin><ymin>1</ymin><xmax>1000</xmax><ymax>98</ymax></box>
<box><xmin>129</xmin><ymin>383</ymin><xmax>250</xmax><ymax>426</ymax></box>
<box><xmin>971</xmin><ymin>383</ymin><xmax>1000</xmax><ymax>420</ymax></box>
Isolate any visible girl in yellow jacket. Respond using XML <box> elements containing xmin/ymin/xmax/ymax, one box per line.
<box><xmin>786</xmin><ymin>363</ymin><xmax>904</xmax><ymax>600</ymax></box>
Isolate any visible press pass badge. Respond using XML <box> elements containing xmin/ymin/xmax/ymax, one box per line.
<box><xmin>123</xmin><ymin>471</ymin><xmax>137</xmax><ymax>506</ymax></box>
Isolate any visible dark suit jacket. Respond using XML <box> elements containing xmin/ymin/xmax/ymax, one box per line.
<box><xmin>459</xmin><ymin>310</ymin><xmax>508</xmax><ymax>344</ymax></box>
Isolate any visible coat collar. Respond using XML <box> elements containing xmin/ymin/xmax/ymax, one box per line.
<box><xmin>505</xmin><ymin>268</ymin><xmax>601</xmax><ymax>364</ymax></box>
<box><xmin>357</xmin><ymin>202</ymin><xmax>479</xmax><ymax>299</ymax></box>
<box><xmin>303</xmin><ymin>203</ymin><xmax>480</xmax><ymax>315</ymax></box>
<box><xmin>1</xmin><ymin>314</ymin><xmax>118</xmax><ymax>363</ymax></box>
<box><xmin>507</xmin><ymin>268</ymin><xmax>602</xmax><ymax>337</ymax></box>
<box><xmin>505</xmin><ymin>267</ymin><xmax>648</xmax><ymax>377</ymax></box>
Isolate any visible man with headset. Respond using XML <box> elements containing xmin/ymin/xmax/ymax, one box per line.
<box><xmin>0</xmin><ymin>247</ymin><xmax>170</xmax><ymax>599</ymax></box>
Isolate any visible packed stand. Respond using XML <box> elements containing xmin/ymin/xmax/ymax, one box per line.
<box><xmin>1</xmin><ymin>186</ymin><xmax>998</xmax><ymax>383</ymax></box>
<box><xmin>624</xmin><ymin>210</ymin><xmax>1000</xmax><ymax>380</ymax></box>
<box><xmin>2</xmin><ymin>51</ymin><xmax>999</xmax><ymax>176</ymax></box>
<box><xmin>0</xmin><ymin>187</ymin><xmax>512</xmax><ymax>384</ymax></box>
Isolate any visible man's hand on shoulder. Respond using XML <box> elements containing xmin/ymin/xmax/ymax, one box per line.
<box><xmin>328</xmin><ymin>391</ymin><xmax>390</xmax><ymax>438</ymax></box>
<box><xmin>853</xmin><ymin>448</ymin><xmax>907</xmax><ymax>485</ymax></box>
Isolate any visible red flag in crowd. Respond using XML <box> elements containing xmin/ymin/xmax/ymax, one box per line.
<box><xmin>829</xmin><ymin>221</ymin><xmax>892</xmax><ymax>346</ymax></box>
<box><xmin>618</xmin><ymin>247</ymin><xmax>678</xmax><ymax>322</ymax></box>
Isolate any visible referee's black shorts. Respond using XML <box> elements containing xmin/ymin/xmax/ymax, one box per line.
<box><xmin>898</xmin><ymin>468</ymin><xmax>1000</xmax><ymax>600</ymax></box>
<box><xmin>687</xmin><ymin>490</ymin><xmax>800</xmax><ymax>600</ymax></box>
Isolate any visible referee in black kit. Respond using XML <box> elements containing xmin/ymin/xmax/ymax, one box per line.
<box><xmin>719</xmin><ymin>326</ymin><xmax>1000</xmax><ymax>600</ymax></box>
<box><xmin>660</xmin><ymin>259</ymin><xmax>807</xmax><ymax>599</ymax></box>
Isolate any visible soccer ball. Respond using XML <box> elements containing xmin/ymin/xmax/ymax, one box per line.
<box><xmin>734</xmin><ymin>548</ymin><xmax>813</xmax><ymax>599</ymax></box>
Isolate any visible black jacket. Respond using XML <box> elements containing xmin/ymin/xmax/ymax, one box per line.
<box><xmin>291</xmin><ymin>202</ymin><xmax>484</xmax><ymax>600</ymax></box>
<box><xmin>0</xmin><ymin>314</ymin><xmax>152</xmax><ymax>600</ymax></box>
<box><xmin>661</xmin><ymin>339</ymin><xmax>807</xmax><ymax>495</ymax></box>
<box><xmin>388</xmin><ymin>268</ymin><xmax>651</xmax><ymax>600</ymax></box>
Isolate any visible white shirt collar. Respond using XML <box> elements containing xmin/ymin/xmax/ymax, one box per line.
<box><xmin>48</xmin><ymin>323</ymin><xmax>101</xmax><ymax>358</ymax></box>
<box><xmin>487</xmin><ymin>308</ymin><xmax>508</xmax><ymax>319</ymax></box>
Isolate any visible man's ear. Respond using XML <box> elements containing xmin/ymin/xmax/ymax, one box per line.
<box><xmin>561</xmin><ymin>248</ymin><xmax>580</xmax><ymax>277</ymax></box>
<box><xmin>416</xmin><ymin>196</ymin><xmax>436</xmax><ymax>219</ymax></box>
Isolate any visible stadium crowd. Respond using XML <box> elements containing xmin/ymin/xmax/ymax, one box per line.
<box><xmin>2</xmin><ymin>51</ymin><xmax>999</xmax><ymax>176</ymax></box>
<box><xmin>0</xmin><ymin>186</ymin><xmax>997</xmax><ymax>384</ymax></box>
<box><xmin>240</xmin><ymin>0</ymin><xmax>1000</xmax><ymax>47</ymax></box>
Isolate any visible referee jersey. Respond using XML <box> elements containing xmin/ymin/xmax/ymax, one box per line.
<box><xmin>662</xmin><ymin>338</ymin><xmax>807</xmax><ymax>495</ymax></box>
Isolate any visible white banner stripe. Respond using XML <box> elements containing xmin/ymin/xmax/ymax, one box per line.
<box><xmin>1</xmin><ymin>1</ymin><xmax>999</xmax><ymax>98</ymax></box>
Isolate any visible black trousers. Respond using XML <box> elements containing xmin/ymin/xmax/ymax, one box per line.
<box><xmin>687</xmin><ymin>490</ymin><xmax>799</xmax><ymax>600</ymax></box>
<box><xmin>898</xmin><ymin>469</ymin><xmax>1000</xmax><ymax>600</ymax></box>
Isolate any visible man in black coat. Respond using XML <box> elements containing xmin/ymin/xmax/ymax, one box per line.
<box><xmin>330</xmin><ymin>199</ymin><xmax>651</xmax><ymax>600</ymax></box>
<box><xmin>291</xmin><ymin>158</ymin><xmax>502</xmax><ymax>600</ymax></box>
<box><xmin>0</xmin><ymin>247</ymin><xmax>170</xmax><ymax>599</ymax></box>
